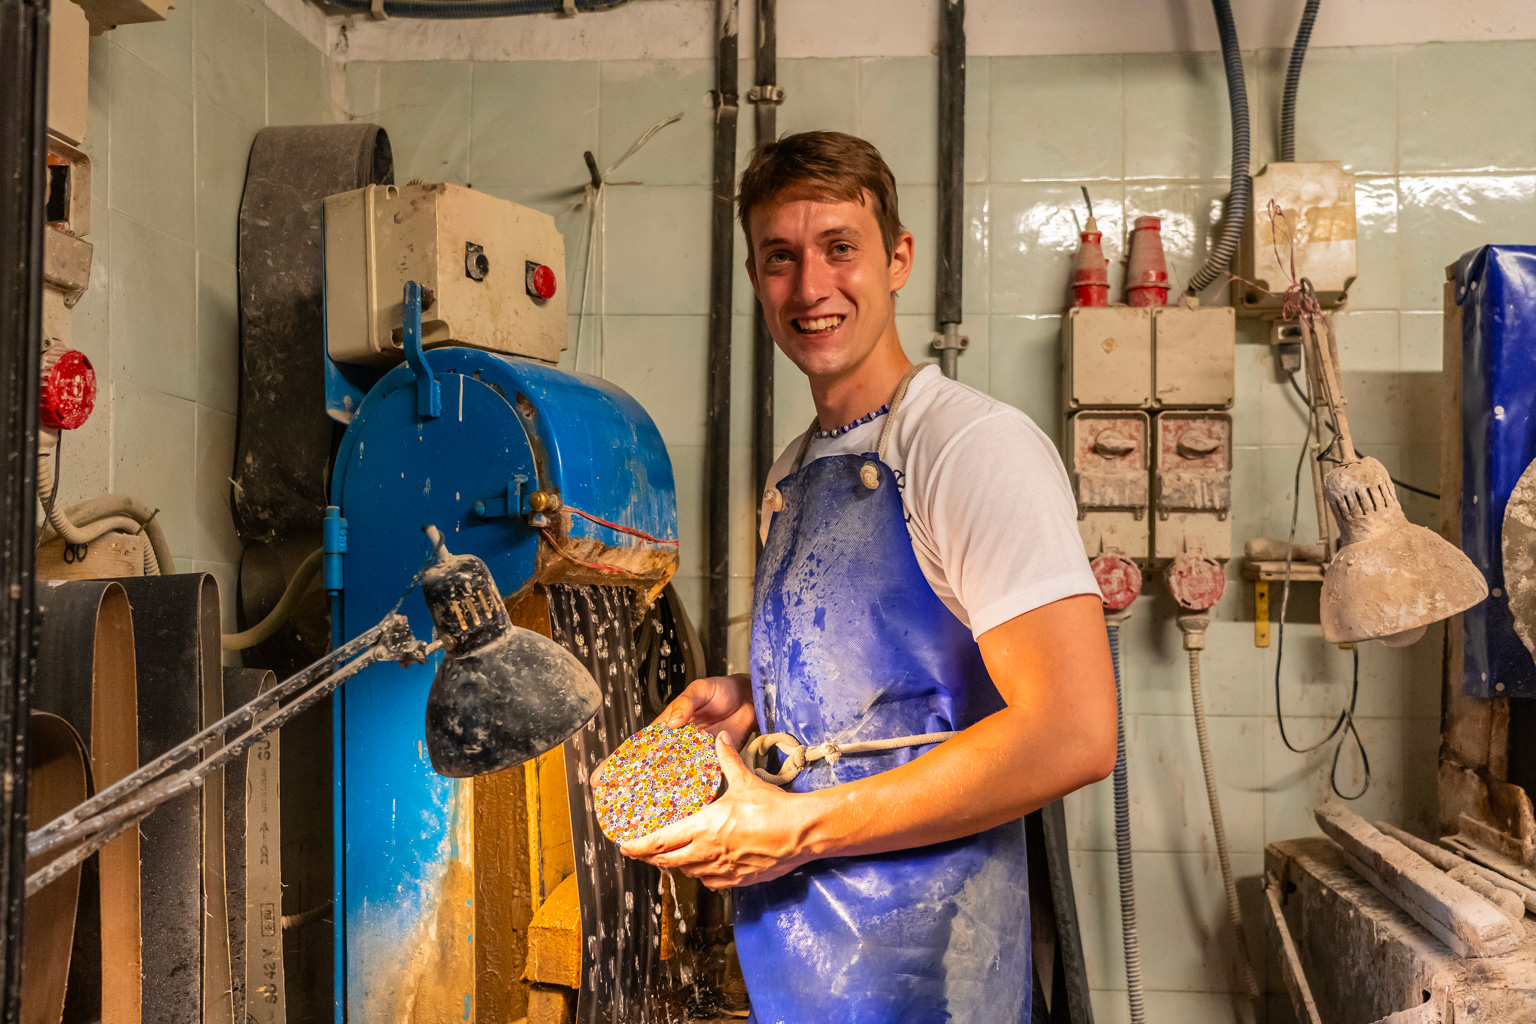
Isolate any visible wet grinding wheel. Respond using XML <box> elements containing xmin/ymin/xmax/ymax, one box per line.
<box><xmin>1503</xmin><ymin>456</ymin><xmax>1536</xmax><ymax>662</ymax></box>
<box><xmin>592</xmin><ymin>723</ymin><xmax>722</xmax><ymax>844</ymax></box>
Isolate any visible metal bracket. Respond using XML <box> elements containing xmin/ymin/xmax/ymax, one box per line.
<box><xmin>402</xmin><ymin>281</ymin><xmax>441</xmax><ymax>420</ymax></box>
<box><xmin>748</xmin><ymin>84</ymin><xmax>785</xmax><ymax>105</ymax></box>
<box><xmin>561</xmin><ymin>0</ymin><xmax>577</xmax><ymax>14</ymax></box>
<box><xmin>472</xmin><ymin>475</ymin><xmax>529</xmax><ymax>520</ymax></box>
<box><xmin>368</xmin><ymin>0</ymin><xmax>388</xmax><ymax>20</ymax></box>
<box><xmin>931</xmin><ymin>329</ymin><xmax>970</xmax><ymax>352</ymax></box>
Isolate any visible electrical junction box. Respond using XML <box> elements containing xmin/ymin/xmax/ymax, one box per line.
<box><xmin>1068</xmin><ymin>411</ymin><xmax>1150</xmax><ymax>560</ymax></box>
<box><xmin>1064</xmin><ymin>306</ymin><xmax>1152</xmax><ymax>409</ymax></box>
<box><xmin>1153</xmin><ymin>304</ymin><xmax>1234</xmax><ymax>408</ymax></box>
<box><xmin>1153</xmin><ymin>411</ymin><xmax>1232</xmax><ymax>561</ymax></box>
<box><xmin>324</xmin><ymin>182</ymin><xmax>567</xmax><ymax>367</ymax></box>
<box><xmin>1235</xmin><ymin>161</ymin><xmax>1357</xmax><ymax>317</ymax></box>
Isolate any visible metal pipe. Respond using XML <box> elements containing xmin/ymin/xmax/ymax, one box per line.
<box><xmin>934</xmin><ymin>0</ymin><xmax>966</xmax><ymax>379</ymax></box>
<box><xmin>750</xmin><ymin>0</ymin><xmax>778</xmax><ymax>521</ymax></box>
<box><xmin>0</xmin><ymin>0</ymin><xmax>48</xmax><ymax>1007</ymax></box>
<box><xmin>324</xmin><ymin>0</ymin><xmax>628</xmax><ymax>18</ymax></box>
<box><xmin>704</xmin><ymin>0</ymin><xmax>739</xmax><ymax>674</ymax></box>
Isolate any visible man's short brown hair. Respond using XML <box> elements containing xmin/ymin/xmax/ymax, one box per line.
<box><xmin>737</xmin><ymin>131</ymin><xmax>903</xmax><ymax>263</ymax></box>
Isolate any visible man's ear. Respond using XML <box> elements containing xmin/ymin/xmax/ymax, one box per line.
<box><xmin>887</xmin><ymin>230</ymin><xmax>916</xmax><ymax>294</ymax></box>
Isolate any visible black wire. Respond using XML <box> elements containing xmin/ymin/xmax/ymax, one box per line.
<box><xmin>1272</xmin><ymin>383</ymin><xmax>1372</xmax><ymax>799</ymax></box>
<box><xmin>1285</xmin><ymin>370</ymin><xmax>1441</xmax><ymax>499</ymax></box>
<box><xmin>41</xmin><ymin>432</ymin><xmax>62</xmax><ymax>525</ymax></box>
<box><xmin>1330</xmin><ymin>647</ymin><xmax>1371</xmax><ymax>800</ymax></box>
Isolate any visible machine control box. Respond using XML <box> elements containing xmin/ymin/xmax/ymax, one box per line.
<box><xmin>1153</xmin><ymin>305</ymin><xmax>1234</xmax><ymax>408</ymax></box>
<box><xmin>324</xmin><ymin>182</ymin><xmax>567</xmax><ymax>366</ymax></box>
<box><xmin>1235</xmin><ymin>161</ymin><xmax>1357</xmax><ymax>316</ymax></box>
<box><xmin>1153</xmin><ymin>411</ymin><xmax>1232</xmax><ymax>560</ymax></box>
<box><xmin>1065</xmin><ymin>306</ymin><xmax>1152</xmax><ymax>409</ymax></box>
<box><xmin>1068</xmin><ymin>411</ymin><xmax>1150</xmax><ymax>559</ymax></box>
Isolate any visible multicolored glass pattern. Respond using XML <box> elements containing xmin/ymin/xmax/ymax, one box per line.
<box><xmin>592</xmin><ymin>722</ymin><xmax>722</xmax><ymax>844</ymax></box>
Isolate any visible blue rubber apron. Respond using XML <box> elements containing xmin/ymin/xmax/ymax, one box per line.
<box><xmin>734</xmin><ymin>374</ymin><xmax>1032</xmax><ymax>1024</ymax></box>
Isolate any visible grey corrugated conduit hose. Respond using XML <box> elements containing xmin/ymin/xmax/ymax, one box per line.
<box><xmin>37</xmin><ymin>439</ymin><xmax>166</xmax><ymax>575</ymax></box>
<box><xmin>1280</xmin><ymin>0</ymin><xmax>1321</xmax><ymax>163</ymax></box>
<box><xmin>326</xmin><ymin>0</ymin><xmax>626</xmax><ymax>18</ymax></box>
<box><xmin>1105</xmin><ymin>613</ymin><xmax>1147</xmax><ymax>1024</ymax></box>
<box><xmin>1186</xmin><ymin>0</ymin><xmax>1251</xmax><ymax>295</ymax></box>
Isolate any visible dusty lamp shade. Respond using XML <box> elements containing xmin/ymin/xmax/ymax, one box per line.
<box><xmin>1320</xmin><ymin>457</ymin><xmax>1488</xmax><ymax>645</ymax></box>
<box><xmin>421</xmin><ymin>529</ymin><xmax>602</xmax><ymax>777</ymax></box>
<box><xmin>1299</xmin><ymin>310</ymin><xmax>1487</xmax><ymax>647</ymax></box>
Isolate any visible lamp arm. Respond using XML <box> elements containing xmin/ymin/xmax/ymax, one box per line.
<box><xmin>29</xmin><ymin>617</ymin><xmax>401</xmax><ymax>858</ymax></box>
<box><xmin>26</xmin><ymin>615</ymin><xmax>431</xmax><ymax>897</ymax></box>
<box><xmin>1302</xmin><ymin>312</ymin><xmax>1356</xmax><ymax>463</ymax></box>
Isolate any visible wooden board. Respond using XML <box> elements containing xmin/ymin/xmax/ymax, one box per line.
<box><xmin>1316</xmin><ymin>804</ymin><xmax>1519</xmax><ymax>957</ymax></box>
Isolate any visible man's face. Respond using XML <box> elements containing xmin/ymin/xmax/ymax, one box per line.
<box><xmin>746</xmin><ymin>188</ymin><xmax>914</xmax><ymax>383</ymax></box>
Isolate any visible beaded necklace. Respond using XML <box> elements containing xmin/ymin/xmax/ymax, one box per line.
<box><xmin>812</xmin><ymin>404</ymin><xmax>889</xmax><ymax>440</ymax></box>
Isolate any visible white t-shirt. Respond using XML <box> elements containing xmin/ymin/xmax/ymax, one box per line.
<box><xmin>760</xmin><ymin>364</ymin><xmax>1100</xmax><ymax>638</ymax></box>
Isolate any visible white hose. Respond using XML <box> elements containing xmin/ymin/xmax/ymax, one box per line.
<box><xmin>1184</xmin><ymin>625</ymin><xmax>1261</xmax><ymax>1010</ymax></box>
<box><xmin>37</xmin><ymin>444</ymin><xmax>161</xmax><ymax>574</ymax></box>
<box><xmin>222</xmin><ymin>547</ymin><xmax>322</xmax><ymax>651</ymax></box>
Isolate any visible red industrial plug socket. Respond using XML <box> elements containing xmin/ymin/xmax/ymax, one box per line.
<box><xmin>39</xmin><ymin>347</ymin><xmax>96</xmax><ymax>430</ymax></box>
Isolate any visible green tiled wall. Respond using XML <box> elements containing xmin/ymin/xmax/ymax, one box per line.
<box><xmin>341</xmin><ymin>43</ymin><xmax>1529</xmax><ymax>1017</ymax></box>
<box><xmin>85</xmin><ymin>26</ymin><xmax>1536</xmax><ymax>1019</ymax></box>
<box><xmin>72</xmin><ymin>0</ymin><xmax>337</xmax><ymax>630</ymax></box>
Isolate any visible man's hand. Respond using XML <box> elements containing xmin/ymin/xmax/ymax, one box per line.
<box><xmin>620</xmin><ymin>733</ymin><xmax>811</xmax><ymax>890</ymax></box>
<box><xmin>658</xmin><ymin>673</ymin><xmax>758</xmax><ymax>748</ymax></box>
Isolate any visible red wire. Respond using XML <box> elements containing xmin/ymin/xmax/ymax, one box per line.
<box><xmin>564</xmin><ymin>505</ymin><xmax>679</xmax><ymax>547</ymax></box>
<box><xmin>539</xmin><ymin>528</ymin><xmax>636</xmax><ymax>577</ymax></box>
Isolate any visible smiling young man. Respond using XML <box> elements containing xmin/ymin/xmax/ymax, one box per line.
<box><xmin>623</xmin><ymin>131</ymin><xmax>1118</xmax><ymax>1023</ymax></box>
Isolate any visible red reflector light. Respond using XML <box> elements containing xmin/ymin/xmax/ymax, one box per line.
<box><xmin>527</xmin><ymin>262</ymin><xmax>557</xmax><ymax>300</ymax></box>
<box><xmin>39</xmin><ymin>348</ymin><xmax>97</xmax><ymax>430</ymax></box>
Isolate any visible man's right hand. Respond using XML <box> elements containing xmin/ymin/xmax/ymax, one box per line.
<box><xmin>660</xmin><ymin>673</ymin><xmax>757</xmax><ymax>748</ymax></box>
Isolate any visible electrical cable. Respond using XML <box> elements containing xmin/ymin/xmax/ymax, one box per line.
<box><xmin>222</xmin><ymin>547</ymin><xmax>323</xmax><ymax>651</ymax></box>
<box><xmin>1187</xmin><ymin>636</ymin><xmax>1262</xmax><ymax>1009</ymax></box>
<box><xmin>1105</xmin><ymin>617</ymin><xmax>1146</xmax><ymax>1024</ymax></box>
<box><xmin>1273</xmin><ymin>391</ymin><xmax>1372</xmax><ymax>799</ymax></box>
<box><xmin>1279</xmin><ymin>0</ymin><xmax>1321</xmax><ymax>162</ymax></box>
<box><xmin>1186</xmin><ymin>0</ymin><xmax>1250</xmax><ymax>294</ymax></box>
<box><xmin>566</xmin><ymin>505</ymin><xmax>679</xmax><ymax>546</ymax></box>
<box><xmin>1285</xmin><ymin>371</ymin><xmax>1439</xmax><ymax>499</ymax></box>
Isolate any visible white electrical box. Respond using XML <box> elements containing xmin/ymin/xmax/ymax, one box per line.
<box><xmin>1153</xmin><ymin>412</ymin><xmax>1232</xmax><ymax>561</ymax></box>
<box><xmin>1064</xmin><ymin>306</ymin><xmax>1152</xmax><ymax>409</ymax></box>
<box><xmin>1153</xmin><ymin>304</ymin><xmax>1234</xmax><ymax>408</ymax></box>
<box><xmin>324</xmin><ymin>183</ymin><xmax>568</xmax><ymax>366</ymax></box>
<box><xmin>1236</xmin><ymin>161</ymin><xmax>1357</xmax><ymax>316</ymax></box>
<box><xmin>1068</xmin><ymin>411</ymin><xmax>1150</xmax><ymax>560</ymax></box>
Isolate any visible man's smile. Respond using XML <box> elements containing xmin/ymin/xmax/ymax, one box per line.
<box><xmin>793</xmin><ymin>314</ymin><xmax>847</xmax><ymax>335</ymax></box>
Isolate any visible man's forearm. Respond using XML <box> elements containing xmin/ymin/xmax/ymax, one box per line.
<box><xmin>797</xmin><ymin>703</ymin><xmax>1111</xmax><ymax>861</ymax></box>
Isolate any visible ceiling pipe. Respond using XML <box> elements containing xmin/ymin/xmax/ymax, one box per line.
<box><xmin>749</xmin><ymin>0</ymin><xmax>781</xmax><ymax>530</ymax></box>
<box><xmin>933</xmin><ymin>0</ymin><xmax>966</xmax><ymax>378</ymax></box>
<box><xmin>704</xmin><ymin>0</ymin><xmax>739</xmax><ymax>674</ymax></box>
<box><xmin>325</xmin><ymin>0</ymin><xmax>628</xmax><ymax>18</ymax></box>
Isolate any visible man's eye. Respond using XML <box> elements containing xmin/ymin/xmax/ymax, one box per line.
<box><xmin>765</xmin><ymin>251</ymin><xmax>790</xmax><ymax>264</ymax></box>
<box><xmin>831</xmin><ymin>243</ymin><xmax>854</xmax><ymax>255</ymax></box>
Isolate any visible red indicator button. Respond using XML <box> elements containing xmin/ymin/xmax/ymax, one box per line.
<box><xmin>39</xmin><ymin>347</ymin><xmax>97</xmax><ymax>430</ymax></box>
<box><xmin>527</xmin><ymin>262</ymin><xmax>557</xmax><ymax>300</ymax></box>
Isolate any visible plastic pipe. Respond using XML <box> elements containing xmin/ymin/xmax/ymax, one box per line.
<box><xmin>324</xmin><ymin>0</ymin><xmax>627</xmax><ymax>18</ymax></box>
<box><xmin>37</xmin><ymin>435</ymin><xmax>162</xmax><ymax>574</ymax></box>
<box><xmin>1186</xmin><ymin>0</ymin><xmax>1250</xmax><ymax>294</ymax></box>
<box><xmin>39</xmin><ymin>491</ymin><xmax>175</xmax><ymax>575</ymax></box>
<box><xmin>935</xmin><ymin>0</ymin><xmax>965</xmax><ymax>379</ymax></box>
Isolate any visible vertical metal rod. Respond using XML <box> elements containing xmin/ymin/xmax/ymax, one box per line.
<box><xmin>705</xmin><ymin>0</ymin><xmax>740</xmax><ymax>675</ymax></box>
<box><xmin>0</xmin><ymin>0</ymin><xmax>47</xmax><ymax>1008</ymax></box>
<box><xmin>935</xmin><ymin>0</ymin><xmax>966</xmax><ymax>380</ymax></box>
<box><xmin>750</xmin><ymin>0</ymin><xmax>778</xmax><ymax>527</ymax></box>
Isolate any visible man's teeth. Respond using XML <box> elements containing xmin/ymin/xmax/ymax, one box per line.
<box><xmin>797</xmin><ymin>315</ymin><xmax>845</xmax><ymax>332</ymax></box>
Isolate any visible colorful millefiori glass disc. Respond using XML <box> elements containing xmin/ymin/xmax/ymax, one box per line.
<box><xmin>592</xmin><ymin>722</ymin><xmax>723</xmax><ymax>844</ymax></box>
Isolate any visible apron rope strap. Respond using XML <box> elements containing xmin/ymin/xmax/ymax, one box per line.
<box><xmin>792</xmin><ymin>363</ymin><xmax>929</xmax><ymax>473</ymax></box>
<box><xmin>743</xmin><ymin>729</ymin><xmax>957</xmax><ymax>786</ymax></box>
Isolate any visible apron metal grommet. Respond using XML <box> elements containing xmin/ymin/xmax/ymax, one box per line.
<box><xmin>860</xmin><ymin>462</ymin><xmax>880</xmax><ymax>489</ymax></box>
<box><xmin>765</xmin><ymin>486</ymin><xmax>785</xmax><ymax>512</ymax></box>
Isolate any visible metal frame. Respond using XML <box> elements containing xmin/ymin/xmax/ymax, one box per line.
<box><xmin>0</xmin><ymin>0</ymin><xmax>48</xmax><ymax>1011</ymax></box>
